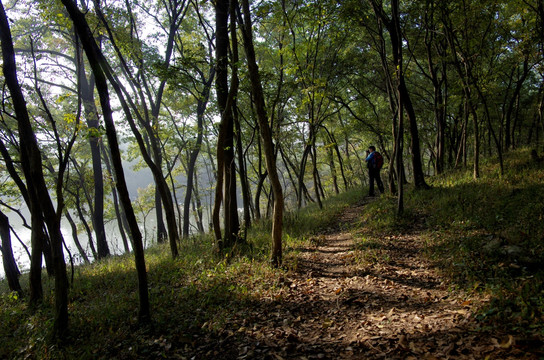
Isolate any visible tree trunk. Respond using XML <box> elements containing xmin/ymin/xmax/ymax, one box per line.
<box><xmin>297</xmin><ymin>143</ymin><xmax>312</xmax><ymax>209</ymax></box>
<box><xmin>505</xmin><ymin>58</ymin><xmax>529</xmax><ymax>150</ymax></box>
<box><xmin>93</xmin><ymin>0</ymin><xmax>184</xmax><ymax>255</ymax></box>
<box><xmin>422</xmin><ymin>0</ymin><xmax>447</xmax><ymax>175</ymax></box>
<box><xmin>310</xmin><ymin>141</ymin><xmax>323</xmax><ymax>209</ymax></box>
<box><xmin>395</xmin><ymin>25</ymin><xmax>405</xmax><ymax>215</ymax></box>
<box><xmin>235</xmin><ymin>108</ymin><xmax>252</xmax><ymax>232</ymax></box>
<box><xmin>213</xmin><ymin>0</ymin><xmax>240</xmax><ymax>247</ymax></box>
<box><xmin>339</xmin><ymin>118</ymin><xmax>356</xmax><ymax>188</ymax></box>
<box><xmin>279</xmin><ymin>144</ymin><xmax>301</xmax><ymax>202</ymax></box>
<box><xmin>64</xmin><ymin>211</ymin><xmax>90</xmax><ymax>264</ymax></box>
<box><xmin>328</xmin><ymin>145</ymin><xmax>339</xmax><ymax>195</ymax></box>
<box><xmin>472</xmin><ymin>77</ymin><xmax>504</xmax><ymax>175</ymax></box>
<box><xmin>1</xmin><ymin>1</ymin><xmax>69</xmax><ymax>337</ymax></box>
<box><xmin>326</xmin><ymin>128</ymin><xmax>349</xmax><ymax>191</ymax></box>
<box><xmin>29</xmin><ymin>213</ymin><xmax>44</xmax><ymax>305</ymax></box>
<box><xmin>239</xmin><ymin>0</ymin><xmax>284</xmax><ymax>266</ymax></box>
<box><xmin>254</xmin><ymin>171</ymin><xmax>268</xmax><ymax>220</ymax></box>
<box><xmin>190</xmin><ymin>184</ymin><xmax>205</xmax><ymax>233</ymax></box>
<box><xmin>0</xmin><ymin>139</ymin><xmax>41</xmax><ymax>299</ymax></box>
<box><xmin>155</xmin><ymin>190</ymin><xmax>167</xmax><ymax>243</ymax></box>
<box><xmin>101</xmin><ymin>144</ymin><xmax>131</xmax><ymax>252</ymax></box>
<box><xmin>392</xmin><ymin>0</ymin><xmax>405</xmax><ymax>212</ymax></box>
<box><xmin>471</xmin><ymin>103</ymin><xmax>480</xmax><ymax>179</ymax></box>
<box><xmin>398</xmin><ymin>77</ymin><xmax>430</xmax><ymax>188</ymax></box>
<box><xmin>77</xmin><ymin>58</ymin><xmax>110</xmax><ymax>259</ymax></box>
<box><xmin>61</xmin><ymin>0</ymin><xmax>150</xmax><ymax>324</ymax></box>
<box><xmin>73</xmin><ymin>192</ymin><xmax>97</xmax><ymax>258</ymax></box>
<box><xmin>370</xmin><ymin>0</ymin><xmax>429</xmax><ymax>189</ymax></box>
<box><xmin>214</xmin><ymin>1</ymin><xmax>230</xmax><ymax>244</ymax></box>
<box><xmin>183</xmin><ymin>70</ymin><xmax>214</xmax><ymax>238</ymax></box>
<box><xmin>0</xmin><ymin>210</ymin><xmax>22</xmax><ymax>295</ymax></box>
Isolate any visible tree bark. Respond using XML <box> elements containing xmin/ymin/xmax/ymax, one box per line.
<box><xmin>101</xmin><ymin>144</ymin><xmax>131</xmax><ymax>252</ymax></box>
<box><xmin>61</xmin><ymin>0</ymin><xmax>150</xmax><ymax>324</ymax></box>
<box><xmin>310</xmin><ymin>139</ymin><xmax>323</xmax><ymax>209</ymax></box>
<box><xmin>239</xmin><ymin>0</ymin><xmax>284</xmax><ymax>266</ymax></box>
<box><xmin>235</xmin><ymin>108</ymin><xmax>252</xmax><ymax>233</ymax></box>
<box><xmin>214</xmin><ymin>0</ymin><xmax>240</xmax><ymax>247</ymax></box>
<box><xmin>28</xmin><ymin>214</ymin><xmax>44</xmax><ymax>305</ymax></box>
<box><xmin>297</xmin><ymin>143</ymin><xmax>313</xmax><ymax>209</ymax></box>
<box><xmin>73</xmin><ymin>192</ymin><xmax>97</xmax><ymax>258</ymax></box>
<box><xmin>92</xmin><ymin>1</ymin><xmax>180</xmax><ymax>257</ymax></box>
<box><xmin>324</xmin><ymin>127</ymin><xmax>348</xmax><ymax>191</ymax></box>
<box><xmin>0</xmin><ymin>210</ymin><xmax>22</xmax><ymax>295</ymax></box>
<box><xmin>0</xmin><ymin>1</ymin><xmax>69</xmax><ymax>338</ymax></box>
<box><xmin>183</xmin><ymin>69</ymin><xmax>214</xmax><ymax>238</ymax></box>
<box><xmin>0</xmin><ymin>139</ymin><xmax>43</xmax><ymax>300</ymax></box>
<box><xmin>328</xmin><ymin>145</ymin><xmax>339</xmax><ymax>194</ymax></box>
<box><xmin>64</xmin><ymin>211</ymin><xmax>90</xmax><ymax>264</ymax></box>
<box><xmin>77</xmin><ymin>56</ymin><xmax>110</xmax><ymax>258</ymax></box>
<box><xmin>505</xmin><ymin>57</ymin><xmax>530</xmax><ymax>150</ymax></box>
<box><xmin>369</xmin><ymin>0</ymin><xmax>429</xmax><ymax>189</ymax></box>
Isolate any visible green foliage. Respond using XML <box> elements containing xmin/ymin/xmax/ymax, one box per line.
<box><xmin>0</xmin><ymin>186</ymin><xmax>362</xmax><ymax>359</ymax></box>
<box><xmin>285</xmin><ymin>188</ymin><xmax>364</xmax><ymax>237</ymax></box>
<box><xmin>353</xmin><ymin>148</ymin><xmax>544</xmax><ymax>335</ymax></box>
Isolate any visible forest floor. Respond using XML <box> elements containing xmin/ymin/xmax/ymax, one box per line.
<box><xmin>2</xmin><ymin>151</ymin><xmax>544</xmax><ymax>359</ymax></box>
<box><xmin>187</xmin><ymin>197</ymin><xmax>543</xmax><ymax>359</ymax></box>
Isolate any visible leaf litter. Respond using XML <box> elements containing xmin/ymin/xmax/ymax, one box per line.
<box><xmin>173</xmin><ymin>200</ymin><xmax>542</xmax><ymax>359</ymax></box>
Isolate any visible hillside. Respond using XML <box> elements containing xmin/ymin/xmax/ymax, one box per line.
<box><xmin>1</xmin><ymin>148</ymin><xmax>543</xmax><ymax>359</ymax></box>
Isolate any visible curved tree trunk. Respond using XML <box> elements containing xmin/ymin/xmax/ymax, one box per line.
<box><xmin>29</xmin><ymin>214</ymin><xmax>44</xmax><ymax>305</ymax></box>
<box><xmin>183</xmin><ymin>70</ymin><xmax>214</xmax><ymax>238</ymax></box>
<box><xmin>239</xmin><ymin>0</ymin><xmax>284</xmax><ymax>266</ymax></box>
<box><xmin>101</xmin><ymin>144</ymin><xmax>131</xmax><ymax>252</ymax></box>
<box><xmin>505</xmin><ymin>58</ymin><xmax>530</xmax><ymax>150</ymax></box>
<box><xmin>0</xmin><ymin>139</ymin><xmax>44</xmax><ymax>301</ymax></box>
<box><xmin>94</xmin><ymin>0</ymin><xmax>189</xmax><ymax>253</ymax></box>
<box><xmin>1</xmin><ymin>2</ymin><xmax>69</xmax><ymax>337</ymax></box>
<box><xmin>61</xmin><ymin>0</ymin><xmax>150</xmax><ymax>324</ymax></box>
<box><xmin>325</xmin><ymin>128</ymin><xmax>348</xmax><ymax>191</ymax></box>
<box><xmin>370</xmin><ymin>0</ymin><xmax>429</xmax><ymax>190</ymax></box>
<box><xmin>64</xmin><ymin>211</ymin><xmax>90</xmax><ymax>264</ymax></box>
<box><xmin>279</xmin><ymin>144</ymin><xmax>301</xmax><ymax>201</ymax></box>
<box><xmin>310</xmin><ymin>140</ymin><xmax>323</xmax><ymax>209</ymax></box>
<box><xmin>297</xmin><ymin>144</ymin><xmax>312</xmax><ymax>209</ymax></box>
<box><xmin>0</xmin><ymin>210</ymin><xmax>22</xmax><ymax>295</ymax></box>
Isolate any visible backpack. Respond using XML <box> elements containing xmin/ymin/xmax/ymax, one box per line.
<box><xmin>374</xmin><ymin>152</ymin><xmax>384</xmax><ymax>170</ymax></box>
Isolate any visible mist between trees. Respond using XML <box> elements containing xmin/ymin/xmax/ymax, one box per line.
<box><xmin>1</xmin><ymin>0</ymin><xmax>543</xmax><ymax>339</ymax></box>
<box><xmin>0</xmin><ymin>156</ymin><xmax>215</xmax><ymax>279</ymax></box>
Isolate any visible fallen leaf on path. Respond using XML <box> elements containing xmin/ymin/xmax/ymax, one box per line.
<box><xmin>492</xmin><ymin>335</ymin><xmax>515</xmax><ymax>349</ymax></box>
<box><xmin>398</xmin><ymin>334</ymin><xmax>409</xmax><ymax>349</ymax></box>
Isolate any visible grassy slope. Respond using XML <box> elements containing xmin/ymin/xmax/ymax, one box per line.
<box><xmin>1</xmin><ymin>148</ymin><xmax>543</xmax><ymax>358</ymax></box>
<box><xmin>356</xmin><ymin>148</ymin><xmax>544</xmax><ymax>335</ymax></box>
<box><xmin>0</xmin><ymin>187</ymin><xmax>361</xmax><ymax>359</ymax></box>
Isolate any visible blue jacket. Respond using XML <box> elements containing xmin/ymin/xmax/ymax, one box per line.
<box><xmin>366</xmin><ymin>151</ymin><xmax>376</xmax><ymax>168</ymax></box>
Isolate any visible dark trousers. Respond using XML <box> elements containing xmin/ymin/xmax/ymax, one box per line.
<box><xmin>368</xmin><ymin>167</ymin><xmax>384</xmax><ymax>196</ymax></box>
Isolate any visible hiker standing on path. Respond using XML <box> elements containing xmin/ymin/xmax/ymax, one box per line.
<box><xmin>365</xmin><ymin>145</ymin><xmax>385</xmax><ymax>197</ymax></box>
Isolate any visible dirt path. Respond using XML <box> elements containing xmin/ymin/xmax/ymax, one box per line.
<box><xmin>198</xmin><ymin>200</ymin><xmax>539</xmax><ymax>359</ymax></box>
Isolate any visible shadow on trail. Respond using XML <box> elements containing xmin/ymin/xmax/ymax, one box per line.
<box><xmin>165</xmin><ymin>289</ymin><xmax>530</xmax><ymax>360</ymax></box>
<box><xmin>354</xmin><ymin>268</ymin><xmax>442</xmax><ymax>291</ymax></box>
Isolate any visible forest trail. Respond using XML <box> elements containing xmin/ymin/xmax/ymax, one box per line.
<box><xmin>197</xmin><ymin>199</ymin><xmax>539</xmax><ymax>359</ymax></box>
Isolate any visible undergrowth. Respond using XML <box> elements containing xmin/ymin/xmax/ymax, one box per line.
<box><xmin>2</xmin><ymin>147</ymin><xmax>542</xmax><ymax>358</ymax></box>
<box><xmin>0</xmin><ymin>188</ymin><xmax>361</xmax><ymax>359</ymax></box>
<box><xmin>353</xmin><ymin>148</ymin><xmax>544</xmax><ymax>336</ymax></box>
